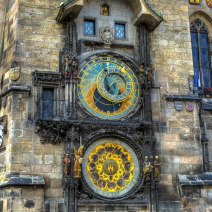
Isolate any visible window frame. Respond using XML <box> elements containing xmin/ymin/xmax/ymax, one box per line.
<box><xmin>114</xmin><ymin>22</ymin><xmax>127</xmax><ymax>40</ymax></box>
<box><xmin>84</xmin><ymin>18</ymin><xmax>96</xmax><ymax>37</ymax></box>
<box><xmin>190</xmin><ymin>19</ymin><xmax>211</xmax><ymax>89</ymax></box>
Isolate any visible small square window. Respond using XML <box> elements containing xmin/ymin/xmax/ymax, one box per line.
<box><xmin>84</xmin><ymin>19</ymin><xmax>95</xmax><ymax>36</ymax></box>
<box><xmin>115</xmin><ymin>23</ymin><xmax>126</xmax><ymax>39</ymax></box>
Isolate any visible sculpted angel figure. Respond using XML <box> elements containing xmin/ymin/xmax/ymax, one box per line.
<box><xmin>74</xmin><ymin>145</ymin><xmax>84</xmax><ymax>178</ymax></box>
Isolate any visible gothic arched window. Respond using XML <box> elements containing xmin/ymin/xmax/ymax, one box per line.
<box><xmin>190</xmin><ymin>19</ymin><xmax>211</xmax><ymax>88</ymax></box>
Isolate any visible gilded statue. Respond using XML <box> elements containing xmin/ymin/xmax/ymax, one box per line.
<box><xmin>154</xmin><ymin>156</ymin><xmax>162</xmax><ymax>179</ymax></box>
<box><xmin>73</xmin><ymin>145</ymin><xmax>84</xmax><ymax>178</ymax></box>
<box><xmin>143</xmin><ymin>156</ymin><xmax>153</xmax><ymax>178</ymax></box>
<box><xmin>63</xmin><ymin>154</ymin><xmax>71</xmax><ymax>176</ymax></box>
<box><xmin>102</xmin><ymin>4</ymin><xmax>109</xmax><ymax>16</ymax></box>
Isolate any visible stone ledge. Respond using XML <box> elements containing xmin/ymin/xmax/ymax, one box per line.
<box><xmin>78</xmin><ymin>199</ymin><xmax>147</xmax><ymax>205</ymax></box>
<box><xmin>164</xmin><ymin>94</ymin><xmax>202</xmax><ymax>101</ymax></box>
<box><xmin>0</xmin><ymin>174</ymin><xmax>45</xmax><ymax>188</ymax></box>
<box><xmin>0</xmin><ymin>85</ymin><xmax>31</xmax><ymax>98</ymax></box>
<box><xmin>177</xmin><ymin>172</ymin><xmax>212</xmax><ymax>186</ymax></box>
<box><xmin>202</xmin><ymin>98</ymin><xmax>212</xmax><ymax>111</ymax></box>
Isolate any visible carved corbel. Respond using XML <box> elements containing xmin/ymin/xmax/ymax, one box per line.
<box><xmin>35</xmin><ymin>120</ymin><xmax>71</xmax><ymax>143</ymax></box>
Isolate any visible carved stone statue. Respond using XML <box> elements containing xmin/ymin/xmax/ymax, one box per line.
<box><xmin>74</xmin><ymin>145</ymin><xmax>84</xmax><ymax>178</ymax></box>
<box><xmin>64</xmin><ymin>56</ymin><xmax>78</xmax><ymax>79</ymax></box>
<box><xmin>143</xmin><ymin>156</ymin><xmax>153</xmax><ymax>178</ymax></box>
<box><xmin>63</xmin><ymin>154</ymin><xmax>71</xmax><ymax>176</ymax></box>
<box><xmin>64</xmin><ymin>56</ymin><xmax>71</xmax><ymax>78</ymax></box>
<box><xmin>70</xmin><ymin>57</ymin><xmax>78</xmax><ymax>79</ymax></box>
<box><xmin>154</xmin><ymin>156</ymin><xmax>162</xmax><ymax>179</ymax></box>
<box><xmin>100</xmin><ymin>25</ymin><xmax>114</xmax><ymax>45</ymax></box>
<box><xmin>139</xmin><ymin>64</ymin><xmax>154</xmax><ymax>84</ymax></box>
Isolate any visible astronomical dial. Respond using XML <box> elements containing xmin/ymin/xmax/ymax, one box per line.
<box><xmin>77</xmin><ymin>57</ymin><xmax>139</xmax><ymax>120</ymax></box>
<box><xmin>82</xmin><ymin>138</ymin><xmax>140</xmax><ymax>199</ymax></box>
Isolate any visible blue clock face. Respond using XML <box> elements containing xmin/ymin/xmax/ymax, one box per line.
<box><xmin>77</xmin><ymin>57</ymin><xmax>140</xmax><ymax>120</ymax></box>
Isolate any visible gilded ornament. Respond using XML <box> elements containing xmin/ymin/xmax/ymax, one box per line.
<box><xmin>102</xmin><ymin>4</ymin><xmax>109</xmax><ymax>16</ymax></box>
<box><xmin>9</xmin><ymin>67</ymin><xmax>21</xmax><ymax>81</ymax></box>
<box><xmin>103</xmin><ymin>159</ymin><xmax>118</xmax><ymax>175</ymax></box>
<box><xmin>143</xmin><ymin>156</ymin><xmax>153</xmax><ymax>179</ymax></box>
<box><xmin>189</xmin><ymin>0</ymin><xmax>200</xmax><ymax>4</ymax></box>
<box><xmin>74</xmin><ymin>145</ymin><xmax>84</xmax><ymax>178</ymax></box>
<box><xmin>206</xmin><ymin>0</ymin><xmax>212</xmax><ymax>8</ymax></box>
<box><xmin>86</xmin><ymin>142</ymin><xmax>134</xmax><ymax>192</ymax></box>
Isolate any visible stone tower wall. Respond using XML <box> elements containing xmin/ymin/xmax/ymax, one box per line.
<box><xmin>0</xmin><ymin>0</ymin><xmax>211</xmax><ymax>211</ymax></box>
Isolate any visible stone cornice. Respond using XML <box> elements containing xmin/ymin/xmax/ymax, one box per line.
<box><xmin>56</xmin><ymin>0</ymin><xmax>163</xmax><ymax>30</ymax></box>
<box><xmin>0</xmin><ymin>85</ymin><xmax>31</xmax><ymax>98</ymax></box>
<box><xmin>178</xmin><ymin>172</ymin><xmax>212</xmax><ymax>187</ymax></box>
<box><xmin>0</xmin><ymin>174</ymin><xmax>45</xmax><ymax>188</ymax></box>
<box><xmin>164</xmin><ymin>94</ymin><xmax>202</xmax><ymax>101</ymax></box>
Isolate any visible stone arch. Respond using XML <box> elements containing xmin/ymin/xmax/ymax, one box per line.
<box><xmin>190</xmin><ymin>11</ymin><xmax>212</xmax><ymax>42</ymax></box>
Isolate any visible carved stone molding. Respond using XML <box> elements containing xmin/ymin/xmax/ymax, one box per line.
<box><xmin>35</xmin><ymin>120</ymin><xmax>72</xmax><ymax>143</ymax></box>
<box><xmin>32</xmin><ymin>70</ymin><xmax>63</xmax><ymax>86</ymax></box>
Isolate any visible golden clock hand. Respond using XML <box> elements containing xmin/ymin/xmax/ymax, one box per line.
<box><xmin>109</xmin><ymin>81</ymin><xmax>115</xmax><ymax>88</ymax></box>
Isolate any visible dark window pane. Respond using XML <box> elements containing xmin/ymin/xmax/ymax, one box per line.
<box><xmin>193</xmin><ymin>67</ymin><xmax>201</xmax><ymax>87</ymax></box>
<box><xmin>191</xmin><ymin>32</ymin><xmax>198</xmax><ymax>47</ymax></box>
<box><xmin>202</xmin><ymin>68</ymin><xmax>211</xmax><ymax>87</ymax></box>
<box><xmin>115</xmin><ymin>23</ymin><xmax>125</xmax><ymax>39</ymax></box>
<box><xmin>190</xmin><ymin>26</ymin><xmax>197</xmax><ymax>33</ymax></box>
<box><xmin>190</xmin><ymin>22</ymin><xmax>211</xmax><ymax>87</ymax></box>
<box><xmin>200</xmin><ymin>48</ymin><xmax>210</xmax><ymax>68</ymax></box>
<box><xmin>42</xmin><ymin>89</ymin><xmax>54</xmax><ymax>119</ymax></box>
<box><xmin>192</xmin><ymin>47</ymin><xmax>200</xmax><ymax>68</ymax></box>
<box><xmin>194</xmin><ymin>19</ymin><xmax>201</xmax><ymax>27</ymax></box>
<box><xmin>200</xmin><ymin>33</ymin><xmax>209</xmax><ymax>48</ymax></box>
<box><xmin>84</xmin><ymin>20</ymin><xmax>95</xmax><ymax>35</ymax></box>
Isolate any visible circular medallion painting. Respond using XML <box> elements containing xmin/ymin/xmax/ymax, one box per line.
<box><xmin>77</xmin><ymin>57</ymin><xmax>140</xmax><ymax>120</ymax></box>
<box><xmin>82</xmin><ymin>138</ymin><xmax>140</xmax><ymax>199</ymax></box>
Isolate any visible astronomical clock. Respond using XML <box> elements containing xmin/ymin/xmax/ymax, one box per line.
<box><xmin>74</xmin><ymin>53</ymin><xmax>147</xmax><ymax>201</ymax></box>
<box><xmin>34</xmin><ymin>50</ymin><xmax>155</xmax><ymax>210</ymax></box>
<box><xmin>34</xmin><ymin>2</ymin><xmax>159</xmax><ymax>210</ymax></box>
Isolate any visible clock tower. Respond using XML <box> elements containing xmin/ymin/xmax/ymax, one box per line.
<box><xmin>33</xmin><ymin>0</ymin><xmax>164</xmax><ymax>211</ymax></box>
